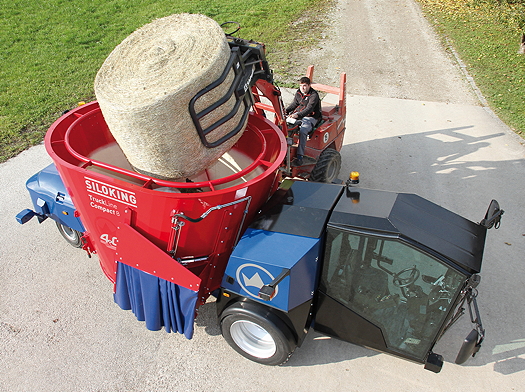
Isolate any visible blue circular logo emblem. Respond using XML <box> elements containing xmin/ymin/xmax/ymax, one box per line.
<box><xmin>236</xmin><ymin>263</ymin><xmax>278</xmax><ymax>300</ymax></box>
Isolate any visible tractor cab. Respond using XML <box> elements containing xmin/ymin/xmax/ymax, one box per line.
<box><xmin>217</xmin><ymin>181</ymin><xmax>500</xmax><ymax>371</ymax></box>
<box><xmin>315</xmin><ymin>188</ymin><xmax>492</xmax><ymax>372</ymax></box>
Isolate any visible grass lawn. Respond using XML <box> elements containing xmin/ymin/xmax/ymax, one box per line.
<box><xmin>3</xmin><ymin>0</ymin><xmax>523</xmax><ymax>163</ymax></box>
<box><xmin>0</xmin><ymin>0</ymin><xmax>331</xmax><ymax>162</ymax></box>
<box><xmin>417</xmin><ymin>0</ymin><xmax>525</xmax><ymax>138</ymax></box>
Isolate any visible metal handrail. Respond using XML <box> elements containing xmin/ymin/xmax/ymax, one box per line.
<box><xmin>63</xmin><ymin>107</ymin><xmax>269</xmax><ymax>190</ymax></box>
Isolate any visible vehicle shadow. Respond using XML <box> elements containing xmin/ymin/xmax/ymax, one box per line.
<box><xmin>195</xmin><ymin>300</ymin><xmax>222</xmax><ymax>336</ymax></box>
<box><xmin>284</xmin><ymin>328</ymin><xmax>379</xmax><ymax>367</ymax></box>
<box><xmin>338</xmin><ymin>120</ymin><xmax>525</xmax><ymax>374</ymax></box>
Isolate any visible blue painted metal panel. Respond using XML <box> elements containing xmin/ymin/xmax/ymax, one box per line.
<box><xmin>222</xmin><ymin>228</ymin><xmax>321</xmax><ymax>312</ymax></box>
<box><xmin>24</xmin><ymin>164</ymin><xmax>85</xmax><ymax>232</ymax></box>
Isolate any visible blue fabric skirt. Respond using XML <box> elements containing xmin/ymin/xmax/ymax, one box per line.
<box><xmin>114</xmin><ymin>262</ymin><xmax>199</xmax><ymax>339</ymax></box>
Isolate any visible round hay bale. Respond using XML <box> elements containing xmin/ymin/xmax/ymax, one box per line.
<box><xmin>94</xmin><ymin>13</ymin><xmax>248</xmax><ymax>180</ymax></box>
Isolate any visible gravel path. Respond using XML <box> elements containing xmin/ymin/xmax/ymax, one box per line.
<box><xmin>307</xmin><ymin>0</ymin><xmax>479</xmax><ymax>105</ymax></box>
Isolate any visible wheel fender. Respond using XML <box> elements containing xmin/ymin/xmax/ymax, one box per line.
<box><xmin>219</xmin><ymin>300</ymin><xmax>297</xmax><ymax>347</ymax></box>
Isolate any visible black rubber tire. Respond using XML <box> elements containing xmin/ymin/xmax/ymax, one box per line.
<box><xmin>220</xmin><ymin>309</ymin><xmax>294</xmax><ymax>366</ymax></box>
<box><xmin>55</xmin><ymin>221</ymin><xmax>83</xmax><ymax>248</ymax></box>
<box><xmin>309</xmin><ymin>148</ymin><xmax>342</xmax><ymax>183</ymax></box>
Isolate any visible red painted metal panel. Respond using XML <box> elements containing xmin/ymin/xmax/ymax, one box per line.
<box><xmin>45</xmin><ymin>101</ymin><xmax>286</xmax><ymax>305</ymax></box>
<box><xmin>115</xmin><ymin>222</ymin><xmax>201</xmax><ymax>291</ymax></box>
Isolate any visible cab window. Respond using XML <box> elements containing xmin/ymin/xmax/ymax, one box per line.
<box><xmin>321</xmin><ymin>228</ymin><xmax>465</xmax><ymax>359</ymax></box>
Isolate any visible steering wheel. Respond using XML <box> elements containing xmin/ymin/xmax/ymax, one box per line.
<box><xmin>393</xmin><ymin>266</ymin><xmax>420</xmax><ymax>288</ymax></box>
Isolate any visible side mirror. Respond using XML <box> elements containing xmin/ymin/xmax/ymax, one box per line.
<box><xmin>480</xmin><ymin>199</ymin><xmax>504</xmax><ymax>229</ymax></box>
<box><xmin>455</xmin><ymin>329</ymin><xmax>481</xmax><ymax>364</ymax></box>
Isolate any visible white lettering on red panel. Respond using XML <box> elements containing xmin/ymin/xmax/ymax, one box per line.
<box><xmin>84</xmin><ymin>177</ymin><xmax>137</xmax><ymax>207</ymax></box>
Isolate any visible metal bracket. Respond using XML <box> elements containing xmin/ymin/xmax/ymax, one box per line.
<box><xmin>169</xmin><ymin>196</ymin><xmax>252</xmax><ymax>258</ymax></box>
<box><xmin>466</xmin><ymin>288</ymin><xmax>485</xmax><ymax>349</ymax></box>
<box><xmin>441</xmin><ymin>275</ymin><xmax>485</xmax><ymax>344</ymax></box>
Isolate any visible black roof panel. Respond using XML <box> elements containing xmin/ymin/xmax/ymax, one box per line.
<box><xmin>330</xmin><ymin>188</ymin><xmax>487</xmax><ymax>274</ymax></box>
<box><xmin>250</xmin><ymin>180</ymin><xmax>343</xmax><ymax>238</ymax></box>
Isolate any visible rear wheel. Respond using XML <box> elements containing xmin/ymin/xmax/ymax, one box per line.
<box><xmin>220</xmin><ymin>309</ymin><xmax>294</xmax><ymax>365</ymax></box>
<box><xmin>56</xmin><ymin>221</ymin><xmax>83</xmax><ymax>248</ymax></box>
<box><xmin>309</xmin><ymin>148</ymin><xmax>341</xmax><ymax>183</ymax></box>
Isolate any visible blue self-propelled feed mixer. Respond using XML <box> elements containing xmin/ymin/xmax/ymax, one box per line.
<box><xmin>216</xmin><ymin>179</ymin><xmax>503</xmax><ymax>370</ymax></box>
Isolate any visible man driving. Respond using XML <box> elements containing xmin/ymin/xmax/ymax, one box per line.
<box><xmin>285</xmin><ymin>76</ymin><xmax>321</xmax><ymax>167</ymax></box>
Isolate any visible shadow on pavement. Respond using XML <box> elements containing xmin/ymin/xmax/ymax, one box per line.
<box><xmin>340</xmin><ymin>123</ymin><xmax>525</xmax><ymax>374</ymax></box>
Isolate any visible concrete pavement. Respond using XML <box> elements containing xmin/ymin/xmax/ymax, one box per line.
<box><xmin>1</xmin><ymin>93</ymin><xmax>524</xmax><ymax>391</ymax></box>
<box><xmin>2</xmin><ymin>0</ymin><xmax>525</xmax><ymax>388</ymax></box>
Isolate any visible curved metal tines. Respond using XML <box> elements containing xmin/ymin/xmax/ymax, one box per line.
<box><xmin>189</xmin><ymin>47</ymin><xmax>254</xmax><ymax>148</ymax></box>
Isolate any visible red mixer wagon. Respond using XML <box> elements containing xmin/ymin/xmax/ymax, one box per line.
<box><xmin>46</xmin><ymin>95</ymin><xmax>286</xmax><ymax>336</ymax></box>
<box><xmin>16</xmin><ymin>35</ymin><xmax>503</xmax><ymax>371</ymax></box>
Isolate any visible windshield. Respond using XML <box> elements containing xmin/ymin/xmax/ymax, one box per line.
<box><xmin>320</xmin><ymin>227</ymin><xmax>466</xmax><ymax>360</ymax></box>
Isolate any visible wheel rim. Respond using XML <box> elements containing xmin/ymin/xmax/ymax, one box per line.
<box><xmin>230</xmin><ymin>320</ymin><xmax>276</xmax><ymax>358</ymax></box>
<box><xmin>61</xmin><ymin>224</ymin><xmax>78</xmax><ymax>242</ymax></box>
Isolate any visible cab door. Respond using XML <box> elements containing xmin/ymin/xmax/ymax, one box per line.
<box><xmin>313</xmin><ymin>227</ymin><xmax>467</xmax><ymax>363</ymax></box>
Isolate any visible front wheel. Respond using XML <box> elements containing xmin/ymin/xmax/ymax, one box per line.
<box><xmin>56</xmin><ymin>221</ymin><xmax>83</xmax><ymax>248</ymax></box>
<box><xmin>309</xmin><ymin>148</ymin><xmax>342</xmax><ymax>183</ymax></box>
<box><xmin>220</xmin><ymin>309</ymin><xmax>295</xmax><ymax>365</ymax></box>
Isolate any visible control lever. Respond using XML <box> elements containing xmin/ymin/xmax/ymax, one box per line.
<box><xmin>258</xmin><ymin>268</ymin><xmax>290</xmax><ymax>301</ymax></box>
